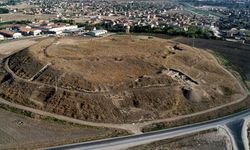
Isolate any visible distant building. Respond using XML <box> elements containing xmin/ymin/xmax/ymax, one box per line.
<box><xmin>63</xmin><ymin>27</ymin><xmax>84</xmax><ymax>34</ymax></box>
<box><xmin>0</xmin><ymin>30</ymin><xmax>22</xmax><ymax>39</ymax></box>
<box><xmin>38</xmin><ymin>23</ymin><xmax>78</xmax><ymax>34</ymax></box>
<box><xmin>87</xmin><ymin>30</ymin><xmax>108</xmax><ymax>36</ymax></box>
<box><xmin>126</xmin><ymin>25</ymin><xmax>130</xmax><ymax>34</ymax></box>
<box><xmin>18</xmin><ymin>27</ymin><xmax>42</xmax><ymax>36</ymax></box>
<box><xmin>48</xmin><ymin>25</ymin><xmax>78</xmax><ymax>34</ymax></box>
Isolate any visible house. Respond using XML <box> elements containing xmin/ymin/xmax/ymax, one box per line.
<box><xmin>87</xmin><ymin>30</ymin><xmax>108</xmax><ymax>36</ymax></box>
<box><xmin>19</xmin><ymin>27</ymin><xmax>41</xmax><ymax>36</ymax></box>
<box><xmin>12</xmin><ymin>25</ymin><xmax>31</xmax><ymax>31</ymax></box>
<box><xmin>0</xmin><ymin>30</ymin><xmax>22</xmax><ymax>38</ymax></box>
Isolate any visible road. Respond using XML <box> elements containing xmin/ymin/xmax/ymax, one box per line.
<box><xmin>44</xmin><ymin>109</ymin><xmax>250</xmax><ymax>150</ymax></box>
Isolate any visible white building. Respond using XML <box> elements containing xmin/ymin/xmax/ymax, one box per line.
<box><xmin>48</xmin><ymin>25</ymin><xmax>78</xmax><ymax>34</ymax></box>
<box><xmin>87</xmin><ymin>30</ymin><xmax>108</xmax><ymax>37</ymax></box>
<box><xmin>31</xmin><ymin>29</ymin><xmax>42</xmax><ymax>36</ymax></box>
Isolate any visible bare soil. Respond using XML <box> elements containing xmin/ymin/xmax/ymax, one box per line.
<box><xmin>0</xmin><ymin>35</ymin><xmax>244</xmax><ymax>123</ymax></box>
<box><xmin>0</xmin><ymin>108</ymin><xmax>126</xmax><ymax>149</ymax></box>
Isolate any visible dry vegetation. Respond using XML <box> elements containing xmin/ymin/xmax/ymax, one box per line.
<box><xmin>0</xmin><ymin>35</ymin><xmax>245</xmax><ymax>123</ymax></box>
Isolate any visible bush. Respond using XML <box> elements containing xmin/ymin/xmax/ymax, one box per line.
<box><xmin>0</xmin><ymin>8</ymin><xmax>9</xmax><ymax>14</ymax></box>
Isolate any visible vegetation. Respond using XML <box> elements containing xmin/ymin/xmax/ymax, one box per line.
<box><xmin>0</xmin><ymin>20</ymin><xmax>31</xmax><ymax>29</ymax></box>
<box><xmin>83</xmin><ymin>21</ymin><xmax>214</xmax><ymax>38</ymax></box>
<box><xmin>0</xmin><ymin>0</ymin><xmax>21</xmax><ymax>6</ymax></box>
<box><xmin>77</xmin><ymin>22</ymin><xmax>94</xmax><ymax>30</ymax></box>
<box><xmin>52</xmin><ymin>19</ymin><xmax>76</xmax><ymax>25</ymax></box>
<box><xmin>0</xmin><ymin>103</ymin><xmax>34</xmax><ymax>118</ymax></box>
<box><xmin>0</xmin><ymin>8</ymin><xmax>9</xmax><ymax>14</ymax></box>
<box><xmin>132</xmin><ymin>25</ymin><xmax>214</xmax><ymax>38</ymax></box>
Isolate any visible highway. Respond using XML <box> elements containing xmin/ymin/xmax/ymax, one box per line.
<box><xmin>44</xmin><ymin>109</ymin><xmax>250</xmax><ymax>150</ymax></box>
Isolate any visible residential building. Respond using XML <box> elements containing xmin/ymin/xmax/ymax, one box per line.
<box><xmin>87</xmin><ymin>30</ymin><xmax>108</xmax><ymax>36</ymax></box>
<box><xmin>0</xmin><ymin>30</ymin><xmax>22</xmax><ymax>38</ymax></box>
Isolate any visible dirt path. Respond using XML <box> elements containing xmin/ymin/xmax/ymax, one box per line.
<box><xmin>0</xmin><ymin>39</ymin><xmax>37</xmax><ymax>56</ymax></box>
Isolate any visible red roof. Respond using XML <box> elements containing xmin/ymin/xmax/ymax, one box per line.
<box><xmin>0</xmin><ymin>30</ymin><xmax>16</xmax><ymax>36</ymax></box>
<box><xmin>19</xmin><ymin>27</ymin><xmax>39</xmax><ymax>33</ymax></box>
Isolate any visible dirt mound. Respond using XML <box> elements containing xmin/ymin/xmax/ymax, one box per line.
<box><xmin>0</xmin><ymin>35</ymin><xmax>245</xmax><ymax>123</ymax></box>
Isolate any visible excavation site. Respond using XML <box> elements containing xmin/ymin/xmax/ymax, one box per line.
<box><xmin>0</xmin><ymin>35</ymin><xmax>245</xmax><ymax>123</ymax></box>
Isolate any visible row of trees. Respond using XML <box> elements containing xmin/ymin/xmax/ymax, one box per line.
<box><xmin>52</xmin><ymin>19</ymin><xmax>76</xmax><ymax>25</ymax></box>
<box><xmin>0</xmin><ymin>20</ymin><xmax>31</xmax><ymax>29</ymax></box>
<box><xmin>130</xmin><ymin>25</ymin><xmax>213</xmax><ymax>38</ymax></box>
<box><xmin>0</xmin><ymin>0</ymin><xmax>21</xmax><ymax>6</ymax></box>
<box><xmin>96</xmin><ymin>22</ymin><xmax>214</xmax><ymax>39</ymax></box>
<box><xmin>0</xmin><ymin>8</ymin><xmax>9</xmax><ymax>14</ymax></box>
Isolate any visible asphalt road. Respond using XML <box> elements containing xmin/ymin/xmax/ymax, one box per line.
<box><xmin>44</xmin><ymin>109</ymin><xmax>250</xmax><ymax>150</ymax></box>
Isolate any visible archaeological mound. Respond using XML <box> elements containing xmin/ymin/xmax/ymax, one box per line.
<box><xmin>0</xmin><ymin>35</ymin><xmax>244</xmax><ymax>123</ymax></box>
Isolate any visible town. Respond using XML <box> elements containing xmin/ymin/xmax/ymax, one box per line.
<box><xmin>0</xmin><ymin>0</ymin><xmax>249</xmax><ymax>44</ymax></box>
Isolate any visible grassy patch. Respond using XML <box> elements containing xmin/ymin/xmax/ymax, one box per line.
<box><xmin>0</xmin><ymin>103</ymin><xmax>34</xmax><ymax>118</ymax></box>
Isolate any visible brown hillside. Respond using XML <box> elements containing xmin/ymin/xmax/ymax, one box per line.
<box><xmin>0</xmin><ymin>35</ymin><xmax>244</xmax><ymax>123</ymax></box>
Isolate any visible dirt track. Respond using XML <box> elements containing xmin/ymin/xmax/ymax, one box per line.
<box><xmin>0</xmin><ymin>39</ymin><xmax>37</xmax><ymax>56</ymax></box>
